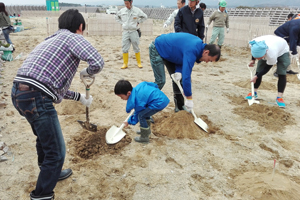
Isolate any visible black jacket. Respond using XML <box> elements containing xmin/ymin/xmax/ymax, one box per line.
<box><xmin>274</xmin><ymin>19</ymin><xmax>300</xmax><ymax>55</ymax></box>
<box><xmin>174</xmin><ymin>6</ymin><xmax>205</xmax><ymax>40</ymax></box>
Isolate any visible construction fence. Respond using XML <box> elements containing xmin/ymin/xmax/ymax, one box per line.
<box><xmin>10</xmin><ymin>6</ymin><xmax>300</xmax><ymax>47</ymax></box>
<box><xmin>8</xmin><ymin>5</ymin><xmax>300</xmax><ymax>25</ymax></box>
<box><xmin>46</xmin><ymin>13</ymin><xmax>153</xmax><ymax>37</ymax></box>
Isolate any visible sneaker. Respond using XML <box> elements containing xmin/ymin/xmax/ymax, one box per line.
<box><xmin>245</xmin><ymin>92</ymin><xmax>258</xmax><ymax>100</ymax></box>
<box><xmin>273</xmin><ymin>72</ymin><xmax>278</xmax><ymax>77</ymax></box>
<box><xmin>286</xmin><ymin>70</ymin><xmax>298</xmax><ymax>74</ymax></box>
<box><xmin>276</xmin><ymin>97</ymin><xmax>285</xmax><ymax>108</ymax></box>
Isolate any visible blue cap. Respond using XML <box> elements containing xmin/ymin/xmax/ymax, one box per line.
<box><xmin>249</xmin><ymin>40</ymin><xmax>268</xmax><ymax>58</ymax></box>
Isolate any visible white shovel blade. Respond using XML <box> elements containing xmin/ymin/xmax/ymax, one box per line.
<box><xmin>248</xmin><ymin>98</ymin><xmax>260</xmax><ymax>106</ymax></box>
<box><xmin>194</xmin><ymin>118</ymin><xmax>208</xmax><ymax>132</ymax></box>
<box><xmin>248</xmin><ymin>99</ymin><xmax>254</xmax><ymax>106</ymax></box>
<box><xmin>105</xmin><ymin>125</ymin><xmax>126</xmax><ymax>144</ymax></box>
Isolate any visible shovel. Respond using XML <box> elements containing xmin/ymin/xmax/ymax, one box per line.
<box><xmin>77</xmin><ymin>76</ymin><xmax>97</xmax><ymax>132</ymax></box>
<box><xmin>296</xmin><ymin>57</ymin><xmax>300</xmax><ymax>80</ymax></box>
<box><xmin>171</xmin><ymin>74</ymin><xmax>208</xmax><ymax>132</ymax></box>
<box><xmin>247</xmin><ymin>64</ymin><xmax>260</xmax><ymax>106</ymax></box>
<box><xmin>105</xmin><ymin>110</ymin><xmax>135</xmax><ymax>144</ymax></box>
<box><xmin>205</xmin><ymin>27</ymin><xmax>208</xmax><ymax>43</ymax></box>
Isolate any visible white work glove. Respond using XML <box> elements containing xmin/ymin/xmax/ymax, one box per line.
<box><xmin>79</xmin><ymin>94</ymin><xmax>93</xmax><ymax>107</ymax></box>
<box><xmin>291</xmin><ymin>53</ymin><xmax>298</xmax><ymax>59</ymax></box>
<box><xmin>174</xmin><ymin>72</ymin><xmax>182</xmax><ymax>81</ymax></box>
<box><xmin>163</xmin><ymin>24</ymin><xmax>168</xmax><ymax>28</ymax></box>
<box><xmin>290</xmin><ymin>53</ymin><xmax>299</xmax><ymax>64</ymax></box>
<box><xmin>80</xmin><ymin>68</ymin><xmax>95</xmax><ymax>80</ymax></box>
<box><xmin>227</xmin><ymin>28</ymin><xmax>229</xmax><ymax>33</ymax></box>
<box><xmin>184</xmin><ymin>99</ymin><xmax>194</xmax><ymax>112</ymax></box>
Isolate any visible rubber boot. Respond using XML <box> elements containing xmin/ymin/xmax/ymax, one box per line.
<box><xmin>121</xmin><ymin>53</ymin><xmax>128</xmax><ymax>69</ymax></box>
<box><xmin>134</xmin><ymin>127</ymin><xmax>150</xmax><ymax>143</ymax></box>
<box><xmin>136</xmin><ymin>119</ymin><xmax>151</xmax><ymax>135</ymax></box>
<box><xmin>135</xmin><ymin>52</ymin><xmax>143</xmax><ymax>68</ymax></box>
<box><xmin>174</xmin><ymin>94</ymin><xmax>184</xmax><ymax>112</ymax></box>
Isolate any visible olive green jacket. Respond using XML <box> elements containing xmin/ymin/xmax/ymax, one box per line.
<box><xmin>0</xmin><ymin>12</ymin><xmax>11</xmax><ymax>28</ymax></box>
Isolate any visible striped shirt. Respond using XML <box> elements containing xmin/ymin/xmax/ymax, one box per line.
<box><xmin>14</xmin><ymin>29</ymin><xmax>104</xmax><ymax>103</ymax></box>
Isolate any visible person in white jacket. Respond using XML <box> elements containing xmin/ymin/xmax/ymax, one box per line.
<box><xmin>163</xmin><ymin>0</ymin><xmax>185</xmax><ymax>29</ymax></box>
<box><xmin>115</xmin><ymin>0</ymin><xmax>147</xmax><ymax>69</ymax></box>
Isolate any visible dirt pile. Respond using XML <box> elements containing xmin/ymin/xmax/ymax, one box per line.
<box><xmin>152</xmin><ymin>111</ymin><xmax>222</xmax><ymax>139</ymax></box>
<box><xmin>71</xmin><ymin>127</ymin><xmax>131</xmax><ymax>160</ymax></box>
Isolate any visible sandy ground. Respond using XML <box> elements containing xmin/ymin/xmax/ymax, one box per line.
<box><xmin>1</xmin><ymin>16</ymin><xmax>300</xmax><ymax>200</ymax></box>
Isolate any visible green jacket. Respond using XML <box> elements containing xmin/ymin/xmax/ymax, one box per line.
<box><xmin>0</xmin><ymin>12</ymin><xmax>11</xmax><ymax>28</ymax></box>
<box><xmin>208</xmin><ymin>10</ymin><xmax>229</xmax><ymax>28</ymax></box>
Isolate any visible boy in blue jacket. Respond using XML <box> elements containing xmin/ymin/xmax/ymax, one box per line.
<box><xmin>114</xmin><ymin>80</ymin><xmax>169</xmax><ymax>143</ymax></box>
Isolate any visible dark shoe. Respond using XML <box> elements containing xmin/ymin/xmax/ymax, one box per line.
<box><xmin>286</xmin><ymin>70</ymin><xmax>298</xmax><ymax>74</ymax></box>
<box><xmin>273</xmin><ymin>72</ymin><xmax>278</xmax><ymax>77</ymax></box>
<box><xmin>58</xmin><ymin>168</ymin><xmax>73</xmax><ymax>181</ymax></box>
<box><xmin>38</xmin><ymin>162</ymin><xmax>73</xmax><ymax>181</ymax></box>
<box><xmin>30</xmin><ymin>190</ymin><xmax>54</xmax><ymax>200</ymax></box>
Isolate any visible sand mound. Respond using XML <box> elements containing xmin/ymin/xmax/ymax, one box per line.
<box><xmin>152</xmin><ymin>111</ymin><xmax>222</xmax><ymax>139</ymax></box>
<box><xmin>71</xmin><ymin>127</ymin><xmax>131</xmax><ymax>160</ymax></box>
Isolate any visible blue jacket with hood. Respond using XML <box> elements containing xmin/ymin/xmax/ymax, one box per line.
<box><xmin>274</xmin><ymin>19</ymin><xmax>300</xmax><ymax>55</ymax></box>
<box><xmin>155</xmin><ymin>32</ymin><xmax>206</xmax><ymax>97</ymax></box>
<box><xmin>126</xmin><ymin>82</ymin><xmax>169</xmax><ymax>125</ymax></box>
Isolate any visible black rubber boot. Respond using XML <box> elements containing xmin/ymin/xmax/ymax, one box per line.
<box><xmin>134</xmin><ymin>127</ymin><xmax>151</xmax><ymax>143</ymax></box>
<box><xmin>174</xmin><ymin>94</ymin><xmax>184</xmax><ymax>112</ymax></box>
<box><xmin>136</xmin><ymin>120</ymin><xmax>151</xmax><ymax>135</ymax></box>
<box><xmin>30</xmin><ymin>190</ymin><xmax>54</xmax><ymax>200</ymax></box>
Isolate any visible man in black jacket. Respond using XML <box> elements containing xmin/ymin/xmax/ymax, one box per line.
<box><xmin>174</xmin><ymin>0</ymin><xmax>205</xmax><ymax>40</ymax></box>
<box><xmin>273</xmin><ymin>16</ymin><xmax>300</xmax><ymax>76</ymax></box>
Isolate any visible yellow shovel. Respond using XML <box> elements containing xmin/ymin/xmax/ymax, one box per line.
<box><xmin>171</xmin><ymin>74</ymin><xmax>208</xmax><ymax>132</ymax></box>
<box><xmin>105</xmin><ymin>110</ymin><xmax>135</xmax><ymax>144</ymax></box>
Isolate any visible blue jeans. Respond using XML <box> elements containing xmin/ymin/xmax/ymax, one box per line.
<box><xmin>2</xmin><ymin>28</ymin><xmax>12</xmax><ymax>44</ymax></box>
<box><xmin>138</xmin><ymin>107</ymin><xmax>160</xmax><ymax>128</ymax></box>
<box><xmin>149</xmin><ymin>41</ymin><xmax>165</xmax><ymax>89</ymax></box>
<box><xmin>11</xmin><ymin>82</ymin><xmax>65</xmax><ymax>197</ymax></box>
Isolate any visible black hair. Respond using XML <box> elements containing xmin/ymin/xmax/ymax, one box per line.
<box><xmin>204</xmin><ymin>44</ymin><xmax>221</xmax><ymax>61</ymax></box>
<box><xmin>114</xmin><ymin>80</ymin><xmax>133</xmax><ymax>95</ymax></box>
<box><xmin>181</xmin><ymin>0</ymin><xmax>186</xmax><ymax>3</ymax></box>
<box><xmin>58</xmin><ymin>9</ymin><xmax>85</xmax><ymax>33</ymax></box>
<box><xmin>287</xmin><ymin>13</ymin><xmax>294</xmax><ymax>19</ymax></box>
<box><xmin>200</xmin><ymin>3</ymin><xmax>206</xmax><ymax>9</ymax></box>
<box><xmin>0</xmin><ymin>3</ymin><xmax>8</xmax><ymax>16</ymax></box>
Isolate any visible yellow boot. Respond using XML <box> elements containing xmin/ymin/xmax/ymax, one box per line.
<box><xmin>121</xmin><ymin>53</ymin><xmax>128</xmax><ymax>69</ymax></box>
<box><xmin>135</xmin><ymin>52</ymin><xmax>143</xmax><ymax>68</ymax></box>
